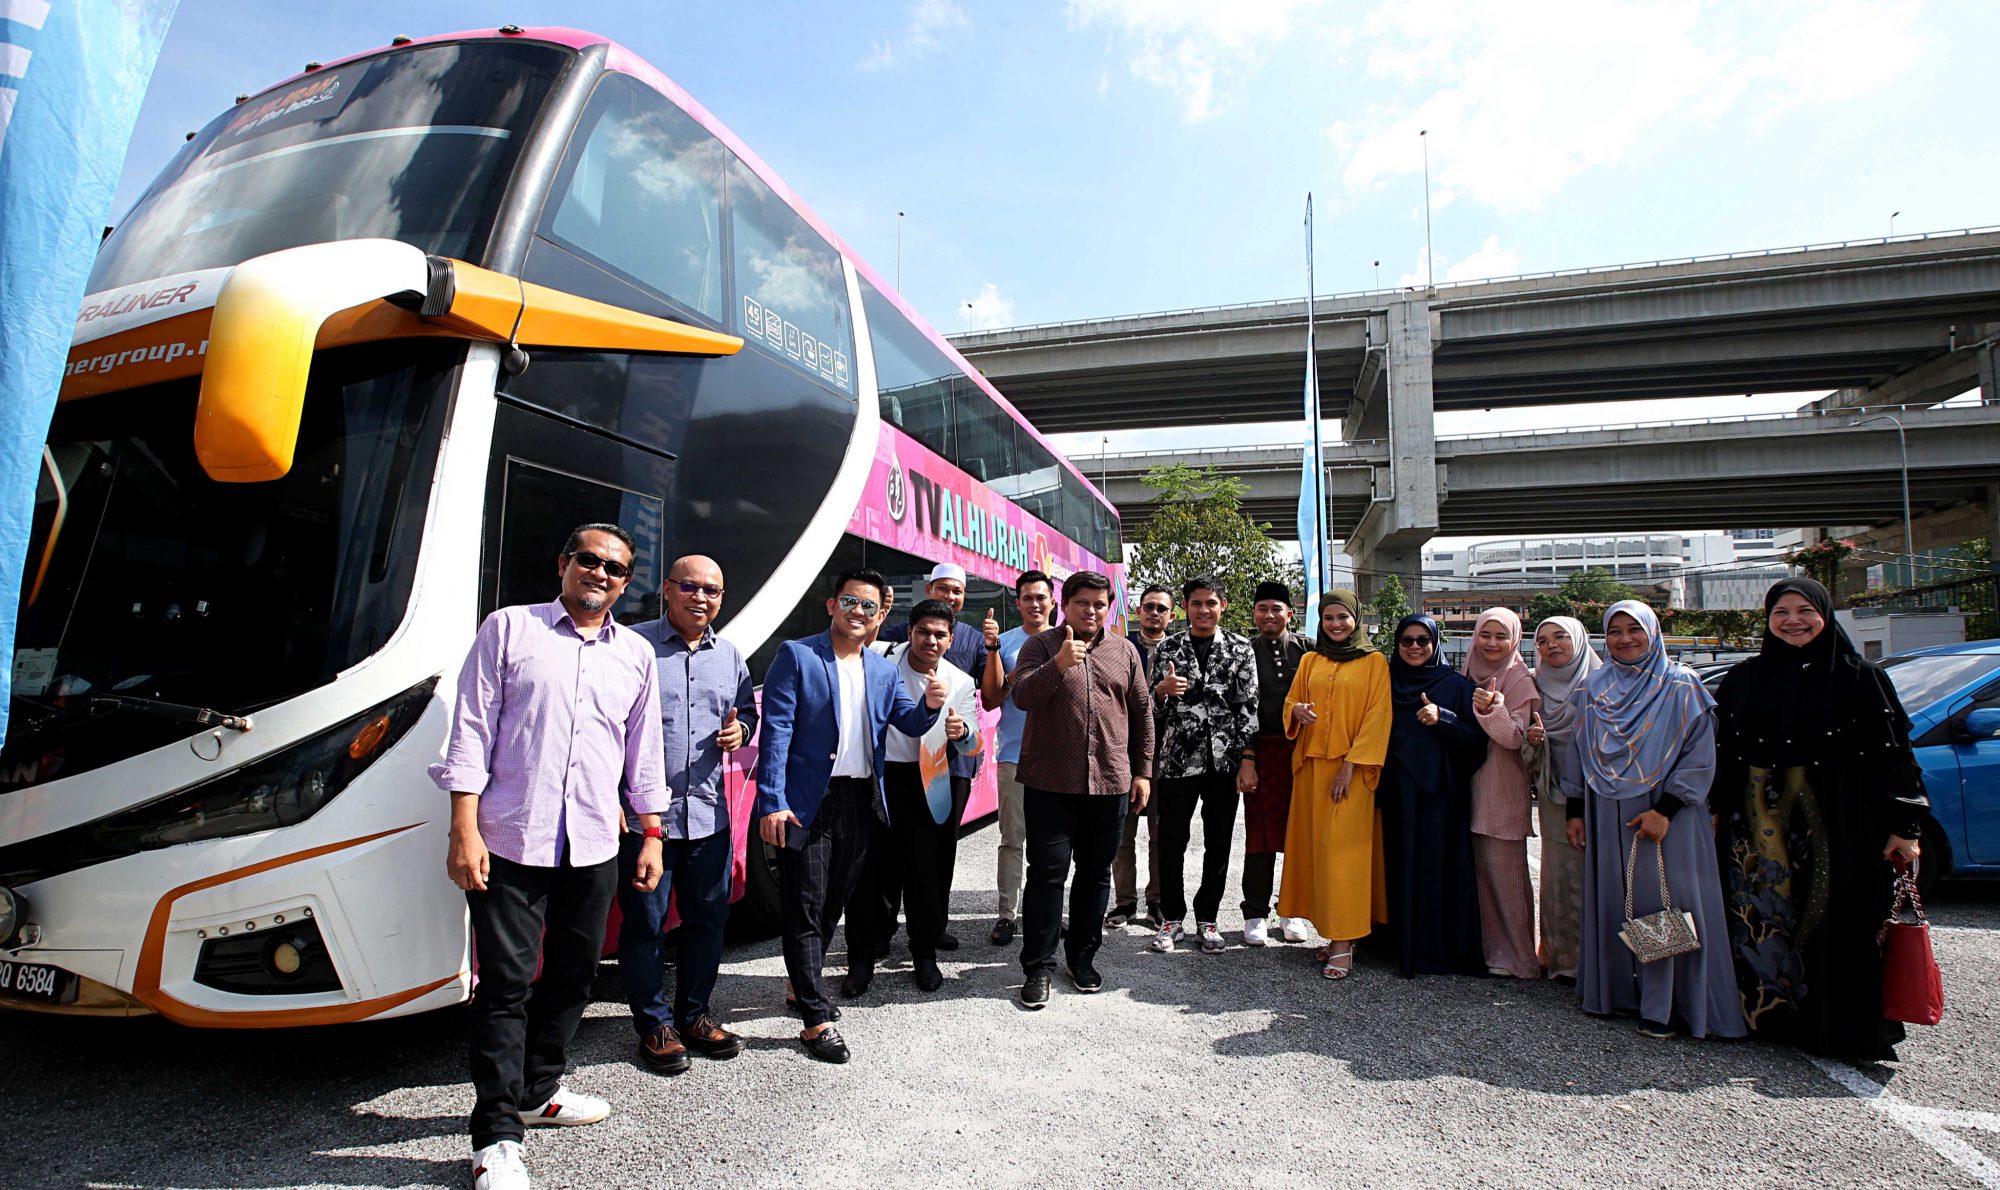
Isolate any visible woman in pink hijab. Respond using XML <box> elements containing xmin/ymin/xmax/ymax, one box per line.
<box><xmin>1462</xmin><ymin>608</ymin><xmax>1542</xmax><ymax>979</ymax></box>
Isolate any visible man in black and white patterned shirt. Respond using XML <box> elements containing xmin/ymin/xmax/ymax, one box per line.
<box><xmin>1145</xmin><ymin>576</ymin><xmax>1260</xmax><ymax>954</ymax></box>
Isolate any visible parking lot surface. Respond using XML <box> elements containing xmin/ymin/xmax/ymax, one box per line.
<box><xmin>3</xmin><ymin>817</ymin><xmax>1996</xmax><ymax>1189</ymax></box>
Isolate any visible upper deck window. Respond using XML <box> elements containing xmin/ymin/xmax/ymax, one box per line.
<box><xmin>92</xmin><ymin>40</ymin><xmax>567</xmax><ymax>292</ymax></box>
<box><xmin>543</xmin><ymin>73</ymin><xmax>727</xmax><ymax>323</ymax></box>
<box><xmin>727</xmin><ymin>157</ymin><xmax>853</xmax><ymax>396</ymax></box>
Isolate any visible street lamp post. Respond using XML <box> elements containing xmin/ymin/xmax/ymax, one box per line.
<box><xmin>1420</xmin><ymin>130</ymin><xmax>1434</xmax><ymax>294</ymax></box>
<box><xmin>1889</xmin><ymin>210</ymin><xmax>1900</xmax><ymax>238</ymax></box>
<box><xmin>896</xmin><ymin>211</ymin><xmax>905</xmax><ymax>292</ymax></box>
<box><xmin>1847</xmin><ymin>413</ymin><xmax>1916</xmax><ymax>587</ymax></box>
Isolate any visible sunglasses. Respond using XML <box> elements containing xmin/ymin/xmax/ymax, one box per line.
<box><xmin>1397</xmin><ymin>635</ymin><xmax>1432</xmax><ymax>648</ymax></box>
<box><xmin>567</xmin><ymin>551</ymin><xmax>632</xmax><ymax>580</ymax></box>
<box><xmin>676</xmin><ymin>582</ymin><xmax>724</xmax><ymax>598</ymax></box>
<box><xmin>1140</xmin><ymin>603</ymin><xmax>1171</xmax><ymax>614</ymax></box>
<box><xmin>836</xmin><ymin>594</ymin><xmax>882</xmax><ymax>615</ymax></box>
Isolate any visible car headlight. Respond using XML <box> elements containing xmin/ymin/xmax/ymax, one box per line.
<box><xmin>91</xmin><ymin>677</ymin><xmax>438</xmax><ymax>853</ymax></box>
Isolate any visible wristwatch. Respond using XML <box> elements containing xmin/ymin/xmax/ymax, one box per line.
<box><xmin>641</xmin><ymin>825</ymin><xmax>666</xmax><ymax>840</ymax></box>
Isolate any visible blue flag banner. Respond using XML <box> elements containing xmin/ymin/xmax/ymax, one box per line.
<box><xmin>1295</xmin><ymin>194</ymin><xmax>1325</xmax><ymax>633</ymax></box>
<box><xmin>0</xmin><ymin>0</ymin><xmax>178</xmax><ymax>745</ymax></box>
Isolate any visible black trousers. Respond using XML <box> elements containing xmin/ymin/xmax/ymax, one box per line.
<box><xmin>851</xmin><ymin>764</ymin><xmax>971</xmax><ymax>959</ymax></box>
<box><xmin>1241</xmin><ymin>851</ymin><xmax>1279</xmax><ymax>920</ymax></box>
<box><xmin>1157</xmin><ymin>770</ymin><xmax>1241</xmax><ymax>925</ymax></box>
<box><xmin>465</xmin><ymin>852</ymin><xmax>616</xmax><ymax>1150</ymax></box>
<box><xmin>1020</xmin><ymin>787</ymin><xmax>1128</xmax><ymax>978</ymax></box>
<box><xmin>777</xmin><ymin>776</ymin><xmax>874</xmax><ymax>1029</ymax></box>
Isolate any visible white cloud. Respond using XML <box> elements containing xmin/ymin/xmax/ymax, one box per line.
<box><xmin>1333</xmin><ymin>0</ymin><xmax>1928</xmax><ymax>212</ymax></box>
<box><xmin>1067</xmin><ymin>0</ymin><xmax>1322</xmax><ymax>120</ymax></box>
<box><xmin>1395</xmin><ymin>235</ymin><xmax>1524</xmax><ymax>288</ymax></box>
<box><xmin>962</xmin><ymin>282</ymin><xmax>1015</xmax><ymax>330</ymax></box>
<box><xmin>859</xmin><ymin>0</ymin><xmax>969</xmax><ymax>72</ymax></box>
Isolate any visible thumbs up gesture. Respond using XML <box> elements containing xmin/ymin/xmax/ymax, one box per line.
<box><xmin>945</xmin><ymin>706</ymin><xmax>967</xmax><ymax>740</ymax></box>
<box><xmin>1054</xmin><ymin>624</ymin><xmax>1089</xmax><ymax>671</ymax></box>
<box><xmin>1156</xmin><ymin>659</ymin><xmax>1189</xmax><ymax>700</ymax></box>
<box><xmin>983</xmin><ymin>606</ymin><xmax>1001</xmax><ymax>649</ymax></box>
<box><xmin>1525</xmin><ymin>711</ymin><xmax>1546</xmax><ymax>748</ymax></box>
<box><xmin>925</xmin><ymin>670</ymin><xmax>949</xmax><ymax>709</ymax></box>
<box><xmin>717</xmin><ymin>706</ymin><xmax>746</xmax><ymax>752</ymax></box>
<box><xmin>1417</xmin><ymin>692</ymin><xmax>1441</xmax><ymax>727</ymax></box>
<box><xmin>1473</xmin><ymin>676</ymin><xmax>1503</xmax><ymax>713</ymax></box>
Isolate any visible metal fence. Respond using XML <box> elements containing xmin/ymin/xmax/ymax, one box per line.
<box><xmin>1851</xmin><ymin>573</ymin><xmax>1999</xmax><ymax>641</ymax></box>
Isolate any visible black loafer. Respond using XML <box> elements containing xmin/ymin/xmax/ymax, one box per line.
<box><xmin>1021</xmin><ymin>973</ymin><xmax>1051</xmax><ymax>1009</ymax></box>
<box><xmin>937</xmin><ymin>931</ymin><xmax>960</xmax><ymax>951</ymax></box>
<box><xmin>801</xmin><ymin>1027</ymin><xmax>851</xmax><ymax>1064</ymax></box>
<box><xmin>912</xmin><ymin>954</ymin><xmax>943</xmax><ymax>992</ymax></box>
<box><xmin>989</xmin><ymin>918</ymin><xmax>1017</xmax><ymax>946</ymax></box>
<box><xmin>1068</xmin><ymin>962</ymin><xmax>1103</xmax><ymax>993</ymax></box>
<box><xmin>784</xmin><ymin>997</ymin><xmax>841</xmax><ymax>1022</ymax></box>
<box><xmin>840</xmin><ymin>963</ymin><xmax>874</xmax><ymax>999</ymax></box>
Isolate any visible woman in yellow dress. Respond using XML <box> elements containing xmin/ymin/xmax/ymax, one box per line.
<box><xmin>1277</xmin><ymin>590</ymin><xmax>1392</xmax><ymax>980</ymax></box>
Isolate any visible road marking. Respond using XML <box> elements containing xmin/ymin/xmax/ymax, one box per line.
<box><xmin>1812</xmin><ymin>1057</ymin><xmax>2000</xmax><ymax>1188</ymax></box>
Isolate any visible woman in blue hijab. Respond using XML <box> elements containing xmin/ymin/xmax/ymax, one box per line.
<box><xmin>1378</xmin><ymin>614</ymin><xmax>1487</xmax><ymax>977</ymax></box>
<box><xmin>1560</xmin><ymin>601</ymin><xmax>1745</xmax><ymax>1039</ymax></box>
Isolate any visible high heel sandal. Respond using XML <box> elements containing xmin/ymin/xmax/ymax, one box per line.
<box><xmin>1320</xmin><ymin>946</ymin><xmax>1355</xmax><ymax>980</ymax></box>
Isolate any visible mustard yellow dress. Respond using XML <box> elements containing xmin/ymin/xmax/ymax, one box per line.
<box><xmin>1276</xmin><ymin>650</ymin><xmax>1393</xmax><ymax>941</ymax></box>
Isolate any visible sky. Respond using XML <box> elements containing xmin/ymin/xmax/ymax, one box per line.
<box><xmin>109</xmin><ymin>0</ymin><xmax>1998</xmax><ymax>549</ymax></box>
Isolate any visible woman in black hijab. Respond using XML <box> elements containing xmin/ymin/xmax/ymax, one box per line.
<box><xmin>1378</xmin><ymin>614</ymin><xmax>1488</xmax><ymax>977</ymax></box>
<box><xmin>1713</xmin><ymin>577</ymin><xmax>1928</xmax><ymax>1060</ymax></box>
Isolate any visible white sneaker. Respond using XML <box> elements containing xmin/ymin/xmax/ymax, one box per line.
<box><xmin>1242</xmin><ymin>917</ymin><xmax>1270</xmax><ymax>947</ymax></box>
<box><xmin>1280</xmin><ymin>916</ymin><xmax>1312</xmax><ymax>943</ymax></box>
<box><xmin>520</xmin><ymin>1084</ymin><xmax>609</xmax><ymax>1127</ymax></box>
<box><xmin>472</xmin><ymin>1140</ymin><xmax>530</xmax><ymax>1190</ymax></box>
<box><xmin>1150</xmin><ymin>921</ymin><xmax>1185</xmax><ymax>952</ymax></box>
<box><xmin>1198</xmin><ymin>923</ymin><xmax>1226</xmax><ymax>953</ymax></box>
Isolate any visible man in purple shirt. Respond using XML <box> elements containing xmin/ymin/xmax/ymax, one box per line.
<box><xmin>432</xmin><ymin>524</ymin><xmax>668</xmax><ymax>1190</ymax></box>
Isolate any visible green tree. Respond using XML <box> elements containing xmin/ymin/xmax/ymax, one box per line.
<box><xmin>1367</xmin><ymin>574</ymin><xmax>1412</xmax><ymax>651</ymax></box>
<box><xmin>1132</xmin><ymin>464</ymin><xmax>1286</xmax><ymax>635</ymax></box>
<box><xmin>1525</xmin><ymin>566</ymin><xmax>1638</xmax><ymax>632</ymax></box>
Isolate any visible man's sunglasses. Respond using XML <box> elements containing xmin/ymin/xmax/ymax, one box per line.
<box><xmin>1397</xmin><ymin>635</ymin><xmax>1432</xmax><ymax>648</ymax></box>
<box><xmin>836</xmin><ymin>594</ymin><xmax>882</xmax><ymax>615</ymax></box>
<box><xmin>567</xmin><ymin>551</ymin><xmax>632</xmax><ymax>580</ymax></box>
<box><xmin>1140</xmin><ymin>602</ymin><xmax>1172</xmax><ymax>614</ymax></box>
<box><xmin>676</xmin><ymin>582</ymin><xmax>724</xmax><ymax>598</ymax></box>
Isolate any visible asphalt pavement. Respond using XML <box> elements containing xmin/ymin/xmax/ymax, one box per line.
<box><xmin>2</xmin><ymin>814</ymin><xmax>1997</xmax><ymax>1189</ymax></box>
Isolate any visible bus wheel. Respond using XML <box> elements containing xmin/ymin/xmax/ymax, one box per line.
<box><xmin>739</xmin><ymin>836</ymin><xmax>785</xmax><ymax>934</ymax></box>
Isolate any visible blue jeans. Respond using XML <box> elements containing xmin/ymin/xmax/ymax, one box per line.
<box><xmin>616</xmin><ymin>828</ymin><xmax>732</xmax><ymax>1036</ymax></box>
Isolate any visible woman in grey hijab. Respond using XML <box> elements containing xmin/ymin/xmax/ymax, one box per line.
<box><xmin>1524</xmin><ymin>616</ymin><xmax>1597</xmax><ymax>982</ymax></box>
<box><xmin>1560</xmin><ymin>601</ymin><xmax>1745</xmax><ymax>1040</ymax></box>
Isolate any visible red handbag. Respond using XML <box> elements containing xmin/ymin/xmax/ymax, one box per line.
<box><xmin>1878</xmin><ymin>857</ymin><xmax>1944</xmax><ymax>1027</ymax></box>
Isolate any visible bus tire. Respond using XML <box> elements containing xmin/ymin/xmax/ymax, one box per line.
<box><xmin>739</xmin><ymin>835</ymin><xmax>785</xmax><ymax>935</ymax></box>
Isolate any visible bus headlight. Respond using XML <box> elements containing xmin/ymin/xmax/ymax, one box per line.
<box><xmin>0</xmin><ymin>886</ymin><xmax>22</xmax><ymax>945</ymax></box>
<box><xmin>91</xmin><ymin>677</ymin><xmax>438</xmax><ymax>853</ymax></box>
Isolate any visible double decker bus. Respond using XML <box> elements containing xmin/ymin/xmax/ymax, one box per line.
<box><xmin>0</xmin><ymin>26</ymin><xmax>1122</xmax><ymax>1026</ymax></box>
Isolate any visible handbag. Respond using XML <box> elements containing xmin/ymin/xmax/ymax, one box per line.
<box><xmin>1878</xmin><ymin>857</ymin><xmax>1945</xmax><ymax>1027</ymax></box>
<box><xmin>1618</xmin><ymin>835</ymin><xmax>1701</xmax><ymax>963</ymax></box>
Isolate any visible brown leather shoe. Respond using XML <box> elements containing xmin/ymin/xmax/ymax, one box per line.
<box><xmin>681</xmin><ymin>1013</ymin><xmax>744</xmax><ymax>1060</ymax></box>
<box><xmin>640</xmin><ymin>1024</ymin><xmax>691</xmax><ymax>1074</ymax></box>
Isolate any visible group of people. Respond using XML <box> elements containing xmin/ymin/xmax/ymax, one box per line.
<box><xmin>431</xmin><ymin>523</ymin><xmax>1930</xmax><ymax>1190</ymax></box>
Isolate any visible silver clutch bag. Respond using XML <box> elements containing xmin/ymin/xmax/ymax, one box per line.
<box><xmin>1619</xmin><ymin>835</ymin><xmax>1701</xmax><ymax>963</ymax></box>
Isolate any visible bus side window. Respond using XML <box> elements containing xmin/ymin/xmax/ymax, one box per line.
<box><xmin>726</xmin><ymin>155</ymin><xmax>854</xmax><ymax>398</ymax></box>
<box><xmin>539</xmin><ymin>73</ymin><xmax>727</xmax><ymax>325</ymax></box>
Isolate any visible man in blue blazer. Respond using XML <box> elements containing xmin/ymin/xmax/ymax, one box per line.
<box><xmin>757</xmin><ymin>567</ymin><xmax>943</xmax><ymax>1063</ymax></box>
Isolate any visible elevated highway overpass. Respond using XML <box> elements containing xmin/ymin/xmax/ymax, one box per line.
<box><xmin>956</xmin><ymin>229</ymin><xmax>2000</xmax><ymax>596</ymax></box>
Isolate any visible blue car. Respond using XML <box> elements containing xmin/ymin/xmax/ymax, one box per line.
<box><xmin>1880</xmin><ymin>640</ymin><xmax>2000</xmax><ymax>892</ymax></box>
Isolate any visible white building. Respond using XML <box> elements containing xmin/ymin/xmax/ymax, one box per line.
<box><xmin>1421</xmin><ymin>529</ymin><xmax>1805</xmax><ymax>610</ymax></box>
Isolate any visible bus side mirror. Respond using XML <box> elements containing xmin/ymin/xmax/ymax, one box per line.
<box><xmin>1958</xmin><ymin>707</ymin><xmax>2000</xmax><ymax>742</ymax></box>
<box><xmin>195</xmin><ymin>239</ymin><xmax>433</xmax><ymax>483</ymax></box>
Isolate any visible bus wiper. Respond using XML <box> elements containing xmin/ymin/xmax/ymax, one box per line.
<box><xmin>88</xmin><ymin>694</ymin><xmax>253</xmax><ymax>732</ymax></box>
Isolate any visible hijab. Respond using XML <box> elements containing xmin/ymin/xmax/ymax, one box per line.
<box><xmin>1313</xmin><ymin>590</ymin><xmax>1379</xmax><ymax>664</ymax></box>
<box><xmin>1531</xmin><ymin>615</ymin><xmax>1600</xmax><ymax>748</ymax></box>
<box><xmin>1459</xmin><ymin>607</ymin><xmax>1540</xmax><ymax>725</ymax></box>
<box><xmin>1386</xmin><ymin>614</ymin><xmax>1478</xmax><ymax>787</ymax></box>
<box><xmin>1718</xmin><ymin>576</ymin><xmax>1911</xmax><ymax>767</ymax></box>
<box><xmin>1388</xmin><ymin>614</ymin><xmax>1458</xmax><ymax>708</ymax></box>
<box><xmin>1579</xmin><ymin>599</ymin><xmax>1714</xmax><ymax>801</ymax></box>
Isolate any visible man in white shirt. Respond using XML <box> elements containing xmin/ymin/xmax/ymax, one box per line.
<box><xmin>847</xmin><ymin>600</ymin><xmax>983</xmax><ymax>995</ymax></box>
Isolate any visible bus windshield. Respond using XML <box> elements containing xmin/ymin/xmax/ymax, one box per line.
<box><xmin>3</xmin><ymin>343</ymin><xmax>457</xmax><ymax>790</ymax></box>
<box><xmin>90</xmin><ymin>39</ymin><xmax>569</xmax><ymax>293</ymax></box>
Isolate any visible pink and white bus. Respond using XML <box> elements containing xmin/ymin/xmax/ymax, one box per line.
<box><xmin>0</xmin><ymin>26</ymin><xmax>1121</xmax><ymax>1027</ymax></box>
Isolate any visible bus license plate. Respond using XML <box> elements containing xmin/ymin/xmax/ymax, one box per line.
<box><xmin>0</xmin><ymin>959</ymin><xmax>78</xmax><ymax>1004</ymax></box>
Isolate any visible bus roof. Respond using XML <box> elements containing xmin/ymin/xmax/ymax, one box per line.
<box><xmin>258</xmin><ymin>25</ymin><xmax>1117</xmax><ymax>517</ymax></box>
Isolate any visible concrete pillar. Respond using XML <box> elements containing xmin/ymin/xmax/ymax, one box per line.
<box><xmin>1981</xmin><ymin>343</ymin><xmax>1999</xmax><ymax>407</ymax></box>
<box><xmin>1345</xmin><ymin>298</ymin><xmax>1439</xmax><ymax>613</ymax></box>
